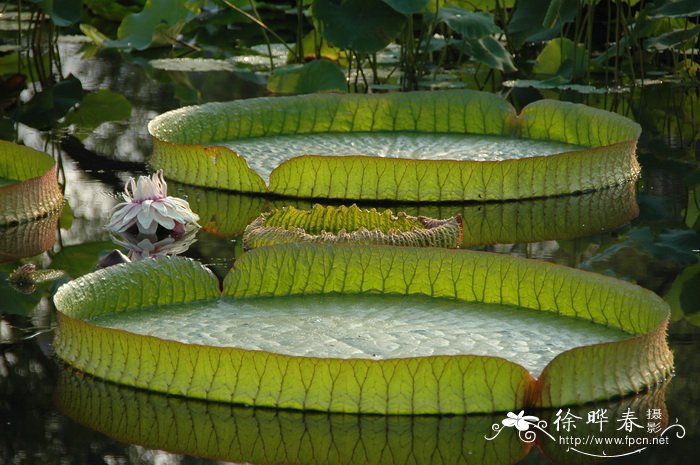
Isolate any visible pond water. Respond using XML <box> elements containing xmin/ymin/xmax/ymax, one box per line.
<box><xmin>1</xmin><ymin>39</ymin><xmax>700</xmax><ymax>465</ymax></box>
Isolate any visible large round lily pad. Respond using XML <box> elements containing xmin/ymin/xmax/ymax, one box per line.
<box><xmin>0</xmin><ymin>140</ymin><xmax>63</xmax><ymax>224</ymax></box>
<box><xmin>149</xmin><ymin>90</ymin><xmax>641</xmax><ymax>201</ymax></box>
<box><xmin>53</xmin><ymin>244</ymin><xmax>672</xmax><ymax>414</ymax></box>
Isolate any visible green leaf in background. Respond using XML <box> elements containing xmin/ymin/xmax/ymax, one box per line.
<box><xmin>15</xmin><ymin>76</ymin><xmax>83</xmax><ymax>130</ymax></box>
<box><xmin>436</xmin><ymin>6</ymin><xmax>501</xmax><ymax>38</ymax></box>
<box><xmin>0</xmin><ymin>141</ymin><xmax>64</xmax><ymax>225</ymax></box>
<box><xmin>381</xmin><ymin>0</ymin><xmax>430</xmax><ymax>15</ymax></box>
<box><xmin>49</xmin><ymin>241</ymin><xmax>117</xmax><ymax>279</ymax></box>
<box><xmin>644</xmin><ymin>25</ymin><xmax>700</xmax><ymax>51</ymax></box>
<box><xmin>533</xmin><ymin>37</ymin><xmax>588</xmax><ymax>80</ymax></box>
<box><xmin>506</xmin><ymin>0</ymin><xmax>577</xmax><ymax>49</ymax></box>
<box><xmin>664</xmin><ymin>262</ymin><xmax>700</xmax><ymax>322</ymax></box>
<box><xmin>105</xmin><ymin>0</ymin><xmax>202</xmax><ymax>50</ymax></box>
<box><xmin>312</xmin><ymin>0</ymin><xmax>407</xmax><ymax>53</ymax></box>
<box><xmin>30</xmin><ymin>0</ymin><xmax>83</xmax><ymax>27</ymax></box>
<box><xmin>426</xmin><ymin>0</ymin><xmax>515</xmax><ymax>12</ymax></box>
<box><xmin>83</xmin><ymin>0</ymin><xmax>143</xmax><ymax>21</ymax></box>
<box><xmin>267</xmin><ymin>60</ymin><xmax>346</xmax><ymax>95</ymax></box>
<box><xmin>434</xmin><ymin>7</ymin><xmax>515</xmax><ymax>71</ymax></box>
<box><xmin>63</xmin><ymin>90</ymin><xmax>132</xmax><ymax>140</ymax></box>
<box><xmin>649</xmin><ymin>0</ymin><xmax>700</xmax><ymax>19</ymax></box>
<box><xmin>54</xmin><ymin>245</ymin><xmax>672</xmax><ymax>413</ymax></box>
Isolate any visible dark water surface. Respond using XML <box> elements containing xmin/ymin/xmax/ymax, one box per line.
<box><xmin>1</xmin><ymin>39</ymin><xmax>699</xmax><ymax>464</ymax></box>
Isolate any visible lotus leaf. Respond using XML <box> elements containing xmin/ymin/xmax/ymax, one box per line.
<box><xmin>242</xmin><ymin>204</ymin><xmax>462</xmax><ymax>249</ymax></box>
<box><xmin>149</xmin><ymin>90</ymin><xmax>641</xmax><ymax>201</ymax></box>
<box><xmin>54</xmin><ymin>244</ymin><xmax>672</xmax><ymax>414</ymax></box>
<box><xmin>0</xmin><ymin>140</ymin><xmax>63</xmax><ymax>225</ymax></box>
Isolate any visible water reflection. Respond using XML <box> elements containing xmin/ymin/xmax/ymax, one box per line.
<box><xmin>55</xmin><ymin>365</ymin><xmax>673</xmax><ymax>465</ymax></box>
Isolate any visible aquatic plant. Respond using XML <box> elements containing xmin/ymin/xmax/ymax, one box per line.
<box><xmin>53</xmin><ymin>244</ymin><xmax>673</xmax><ymax>414</ymax></box>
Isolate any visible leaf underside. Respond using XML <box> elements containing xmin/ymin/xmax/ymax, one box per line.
<box><xmin>148</xmin><ymin>90</ymin><xmax>641</xmax><ymax>201</ymax></box>
<box><xmin>54</xmin><ymin>245</ymin><xmax>672</xmax><ymax>414</ymax></box>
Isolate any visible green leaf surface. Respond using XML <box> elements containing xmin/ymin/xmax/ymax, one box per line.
<box><xmin>436</xmin><ymin>6</ymin><xmax>502</xmax><ymax>38</ymax></box>
<box><xmin>533</xmin><ymin>37</ymin><xmax>588</xmax><ymax>80</ymax></box>
<box><xmin>649</xmin><ymin>0</ymin><xmax>700</xmax><ymax>18</ymax></box>
<box><xmin>54</xmin><ymin>245</ymin><xmax>672</xmax><ymax>413</ymax></box>
<box><xmin>644</xmin><ymin>26</ymin><xmax>700</xmax><ymax>51</ymax></box>
<box><xmin>16</xmin><ymin>76</ymin><xmax>83</xmax><ymax>130</ymax></box>
<box><xmin>312</xmin><ymin>0</ymin><xmax>407</xmax><ymax>53</ymax></box>
<box><xmin>0</xmin><ymin>141</ymin><xmax>64</xmax><ymax>225</ymax></box>
<box><xmin>63</xmin><ymin>90</ymin><xmax>132</xmax><ymax>140</ymax></box>
<box><xmin>105</xmin><ymin>0</ymin><xmax>201</xmax><ymax>50</ymax></box>
<box><xmin>267</xmin><ymin>60</ymin><xmax>347</xmax><ymax>95</ymax></box>
<box><xmin>32</xmin><ymin>0</ymin><xmax>83</xmax><ymax>26</ymax></box>
<box><xmin>381</xmin><ymin>0</ymin><xmax>430</xmax><ymax>14</ymax></box>
<box><xmin>49</xmin><ymin>241</ymin><xmax>118</xmax><ymax>279</ymax></box>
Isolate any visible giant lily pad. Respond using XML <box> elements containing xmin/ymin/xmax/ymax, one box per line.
<box><xmin>0</xmin><ymin>140</ymin><xmax>63</xmax><ymax>225</ymax></box>
<box><xmin>54</xmin><ymin>244</ymin><xmax>672</xmax><ymax>414</ymax></box>
<box><xmin>149</xmin><ymin>90</ymin><xmax>641</xmax><ymax>202</ymax></box>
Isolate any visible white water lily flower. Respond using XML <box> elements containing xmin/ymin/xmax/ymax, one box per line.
<box><xmin>107</xmin><ymin>170</ymin><xmax>200</xmax><ymax>235</ymax></box>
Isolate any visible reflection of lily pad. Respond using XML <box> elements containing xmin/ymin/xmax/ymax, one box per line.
<box><xmin>0</xmin><ymin>211</ymin><xmax>60</xmax><ymax>262</ymax></box>
<box><xmin>172</xmin><ymin>181</ymin><xmax>638</xmax><ymax>246</ymax></box>
<box><xmin>56</xmin><ymin>366</ymin><xmax>525</xmax><ymax>465</ymax></box>
<box><xmin>0</xmin><ymin>141</ymin><xmax>63</xmax><ymax>225</ymax></box>
<box><xmin>242</xmin><ymin>204</ymin><xmax>462</xmax><ymax>249</ymax></box>
<box><xmin>54</xmin><ymin>245</ymin><xmax>672</xmax><ymax>414</ymax></box>
<box><xmin>149</xmin><ymin>90</ymin><xmax>641</xmax><ymax>201</ymax></box>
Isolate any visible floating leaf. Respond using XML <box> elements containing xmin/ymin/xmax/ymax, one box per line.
<box><xmin>149</xmin><ymin>90</ymin><xmax>642</xmax><ymax>201</ymax></box>
<box><xmin>0</xmin><ymin>141</ymin><xmax>63</xmax><ymax>225</ymax></box>
<box><xmin>242</xmin><ymin>204</ymin><xmax>462</xmax><ymax>249</ymax></box>
<box><xmin>54</xmin><ymin>245</ymin><xmax>673</xmax><ymax>413</ymax></box>
<box><xmin>15</xmin><ymin>76</ymin><xmax>83</xmax><ymax>130</ymax></box>
<box><xmin>63</xmin><ymin>90</ymin><xmax>132</xmax><ymax>140</ymax></box>
<box><xmin>267</xmin><ymin>60</ymin><xmax>347</xmax><ymax>95</ymax></box>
